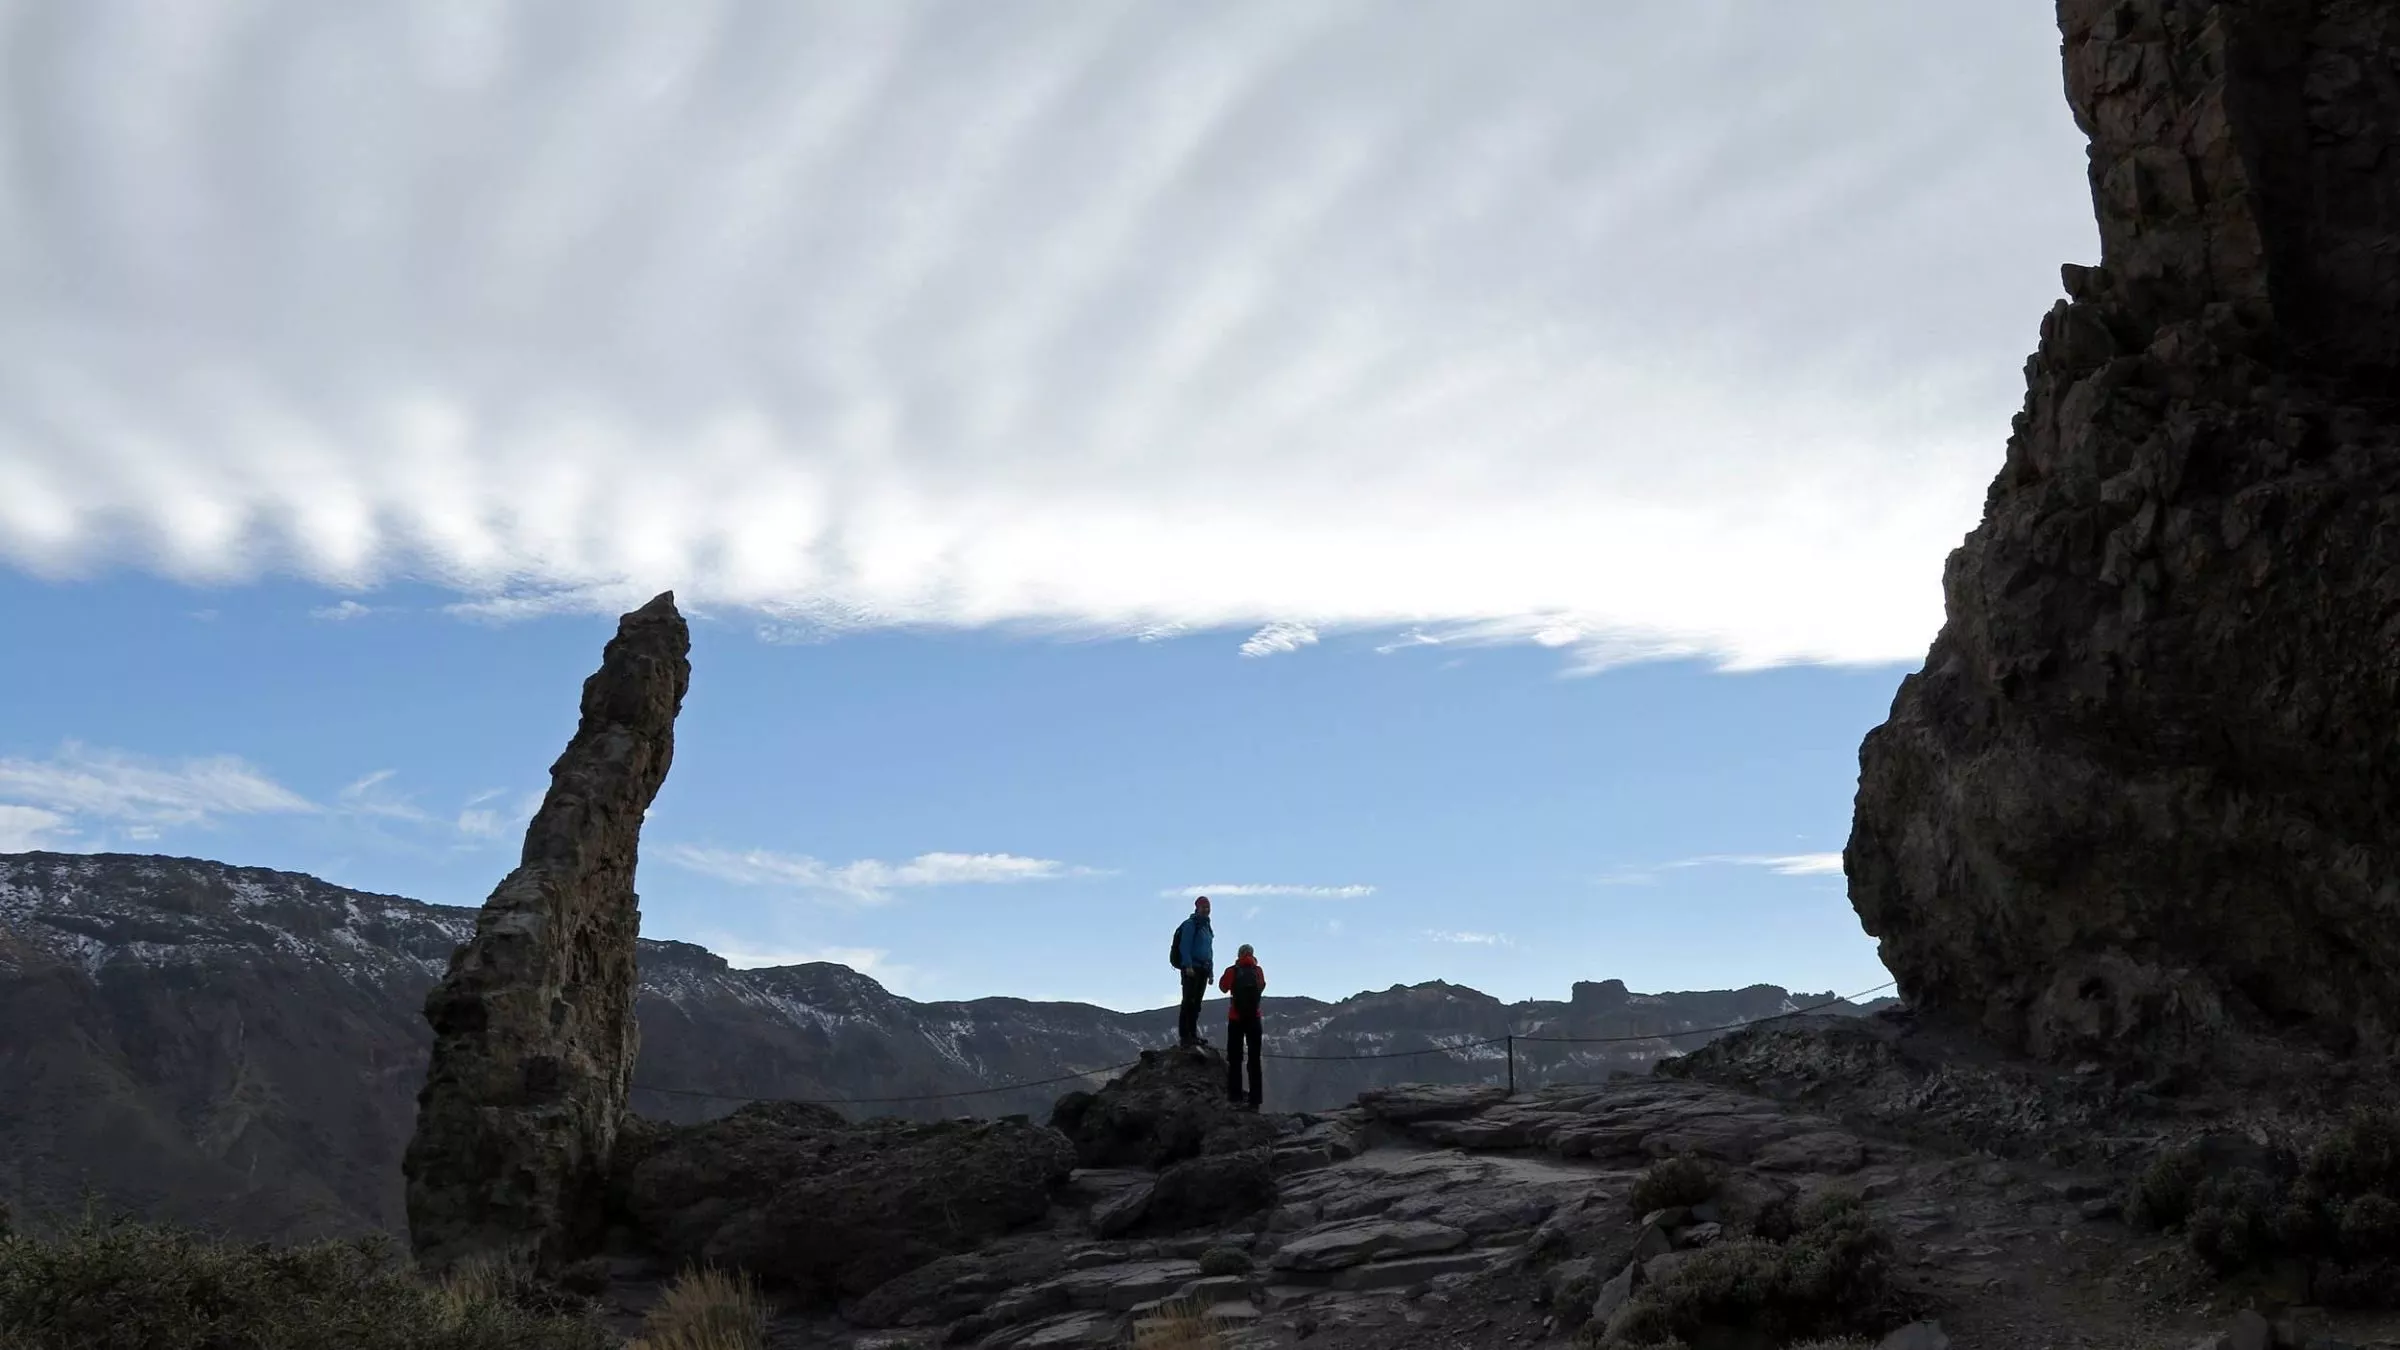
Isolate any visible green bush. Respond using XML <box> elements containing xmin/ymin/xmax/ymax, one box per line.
<box><xmin>1196</xmin><ymin>1246</ymin><xmax>1252</xmax><ymax>1278</ymax></box>
<box><xmin>1628</xmin><ymin>1156</ymin><xmax>1720</xmax><ymax>1216</ymax></box>
<box><xmin>0</xmin><ymin>1215</ymin><xmax>618</xmax><ymax>1350</ymax></box>
<box><xmin>1585</xmin><ymin>1187</ymin><xmax>1899</xmax><ymax>1348</ymax></box>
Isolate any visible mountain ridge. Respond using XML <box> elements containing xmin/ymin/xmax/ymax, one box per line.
<box><xmin>0</xmin><ymin>849</ymin><xmax>1886</xmax><ymax>1242</ymax></box>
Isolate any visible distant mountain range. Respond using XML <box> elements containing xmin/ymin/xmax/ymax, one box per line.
<box><xmin>0</xmin><ymin>851</ymin><xmax>1889</xmax><ymax>1242</ymax></box>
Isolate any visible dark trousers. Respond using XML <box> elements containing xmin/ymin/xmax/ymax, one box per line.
<box><xmin>1178</xmin><ymin>970</ymin><xmax>1207</xmax><ymax>1046</ymax></box>
<box><xmin>1226</xmin><ymin>1017</ymin><xmax>1262</xmax><ymax>1106</ymax></box>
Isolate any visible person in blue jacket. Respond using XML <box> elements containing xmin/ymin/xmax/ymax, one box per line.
<box><xmin>1170</xmin><ymin>896</ymin><xmax>1215</xmax><ymax>1048</ymax></box>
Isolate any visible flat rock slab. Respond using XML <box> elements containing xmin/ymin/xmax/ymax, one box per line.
<box><xmin>1328</xmin><ymin>1249</ymin><xmax>1497</xmax><ymax>1292</ymax></box>
<box><xmin>1056</xmin><ymin>1259</ymin><xmax>1204</xmax><ymax>1311</ymax></box>
<box><xmin>1271</xmin><ymin>1219</ymin><xmax>1469</xmax><ymax>1272</ymax></box>
<box><xmin>1356</xmin><ymin>1084</ymin><xmax>1513</xmax><ymax>1125</ymax></box>
<box><xmin>993</xmin><ymin>1311</ymin><xmax>1121</xmax><ymax>1348</ymax></box>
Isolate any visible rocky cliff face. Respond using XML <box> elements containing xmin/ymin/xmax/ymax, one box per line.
<box><xmin>1847</xmin><ymin>0</ymin><xmax>2400</xmax><ymax>1065</ymax></box>
<box><xmin>403</xmin><ymin>591</ymin><xmax>691</xmax><ymax>1271</ymax></box>
<box><xmin>0</xmin><ymin>851</ymin><xmax>1874</xmax><ymax>1242</ymax></box>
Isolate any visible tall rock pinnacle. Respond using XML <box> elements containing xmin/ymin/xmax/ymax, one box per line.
<box><xmin>403</xmin><ymin>591</ymin><xmax>691</xmax><ymax>1270</ymax></box>
<box><xmin>1848</xmin><ymin>1</ymin><xmax>2400</xmax><ymax>1064</ymax></box>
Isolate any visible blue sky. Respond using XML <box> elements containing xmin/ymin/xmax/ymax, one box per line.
<box><xmin>0</xmin><ymin>567</ymin><xmax>1898</xmax><ymax>1009</ymax></box>
<box><xmin>0</xmin><ymin>2</ymin><xmax>2096</xmax><ymax>1009</ymax></box>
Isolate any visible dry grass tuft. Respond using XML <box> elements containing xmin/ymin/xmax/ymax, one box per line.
<box><xmin>1130</xmin><ymin>1295</ymin><xmax>1226</xmax><ymax>1350</ymax></box>
<box><xmin>628</xmin><ymin>1265</ymin><xmax>772</xmax><ymax>1350</ymax></box>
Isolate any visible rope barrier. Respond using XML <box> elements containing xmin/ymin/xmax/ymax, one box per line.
<box><xmin>1261</xmin><ymin>1035</ymin><xmax>1510</xmax><ymax>1062</ymax></box>
<box><xmin>630</xmin><ymin>1060</ymin><xmax>1141</xmax><ymax>1108</ymax></box>
<box><xmin>624</xmin><ymin>980</ymin><xmax>1900</xmax><ymax>1110</ymax></box>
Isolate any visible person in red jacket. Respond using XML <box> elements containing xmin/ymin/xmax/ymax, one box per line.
<box><xmin>1217</xmin><ymin>944</ymin><xmax>1267</xmax><ymax>1110</ymax></box>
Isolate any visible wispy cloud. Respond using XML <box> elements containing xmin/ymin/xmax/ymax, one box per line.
<box><xmin>1161</xmin><ymin>883</ymin><xmax>1375</xmax><ymax>899</ymax></box>
<box><xmin>0</xmin><ymin>743</ymin><xmax>316</xmax><ymax>830</ymax></box>
<box><xmin>1598</xmin><ymin>852</ymin><xmax>1847</xmax><ymax>886</ymax></box>
<box><xmin>1426</xmin><ymin>929</ymin><xmax>1511</xmax><ymax>946</ymax></box>
<box><xmin>336</xmin><ymin>769</ymin><xmax>430</xmax><ymax>822</ymax></box>
<box><xmin>0</xmin><ymin>804</ymin><xmax>75</xmax><ymax>852</ymax></box>
<box><xmin>0</xmin><ymin>2</ymin><xmax>2091</xmax><ymax>672</ymax></box>
<box><xmin>310</xmin><ymin>600</ymin><xmax>374</xmax><ymax>622</ymax></box>
<box><xmin>670</xmin><ymin>846</ymin><xmax>1105</xmax><ymax>903</ymax></box>
<box><xmin>1240</xmin><ymin>622</ymin><xmax>1319</xmax><ymax>658</ymax></box>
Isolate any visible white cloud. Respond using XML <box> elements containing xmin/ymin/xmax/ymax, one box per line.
<box><xmin>669</xmin><ymin>845</ymin><xmax>1103</xmax><ymax>903</ymax></box>
<box><xmin>1163</xmin><ymin>883</ymin><xmax>1375</xmax><ymax>899</ymax></box>
<box><xmin>1426</xmin><ymin>929</ymin><xmax>1511</xmax><ymax>946</ymax></box>
<box><xmin>0</xmin><ymin>2</ymin><xmax>2093</xmax><ymax>671</ymax></box>
<box><xmin>0</xmin><ymin>743</ymin><xmax>316</xmax><ymax>830</ymax></box>
<box><xmin>0</xmin><ymin>804</ymin><xmax>76</xmax><ymax>852</ymax></box>
<box><xmin>1239</xmin><ymin>622</ymin><xmax>1319</xmax><ymax>658</ymax></box>
<box><xmin>310</xmin><ymin>599</ymin><xmax>373</xmax><ymax>621</ymax></box>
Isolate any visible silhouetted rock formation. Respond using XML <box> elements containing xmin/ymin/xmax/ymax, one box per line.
<box><xmin>1849</xmin><ymin>0</ymin><xmax>2400</xmax><ymax>1064</ymax></box>
<box><xmin>402</xmin><ymin>592</ymin><xmax>691</xmax><ymax>1271</ymax></box>
<box><xmin>1049</xmin><ymin>1046</ymin><xmax>1277</xmax><ymax>1170</ymax></box>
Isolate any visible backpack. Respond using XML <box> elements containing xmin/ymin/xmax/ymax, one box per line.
<box><xmin>1169</xmin><ymin>922</ymin><xmax>1185</xmax><ymax>969</ymax></box>
<box><xmin>1229</xmin><ymin>963</ymin><xmax>1264</xmax><ymax>1017</ymax></box>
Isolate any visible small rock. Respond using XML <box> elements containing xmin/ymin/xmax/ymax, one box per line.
<box><xmin>1539</xmin><ymin>1256</ymin><xmax>1595</xmax><ymax>1308</ymax></box>
<box><xmin>1630</xmin><ymin>1220</ymin><xmax>1674</xmax><ymax>1262</ymax></box>
<box><xmin>1091</xmin><ymin>1182</ymin><xmax>1155</xmax><ymax>1239</ymax></box>
<box><xmin>2227</xmin><ymin>1310</ymin><xmax>2273</xmax><ymax>1350</ymax></box>
<box><xmin>1639</xmin><ymin>1206</ymin><xmax>1692</xmax><ymax>1229</ymax></box>
<box><xmin>1642</xmin><ymin>1250</ymin><xmax>1694</xmax><ymax>1286</ymax></box>
<box><xmin>1879</xmin><ymin>1322</ymin><xmax>1951</xmax><ymax>1350</ymax></box>
<box><xmin>1679</xmin><ymin>1221</ymin><xmax>1722</xmax><ymax>1247</ymax></box>
<box><xmin>1589</xmin><ymin>1263</ymin><xmax>1638</xmax><ymax>1325</ymax></box>
<box><xmin>2080</xmin><ymin>1196</ymin><xmax>2123</xmax><ymax>1221</ymax></box>
<box><xmin>1687</xmin><ymin>1201</ymin><xmax>1723</xmax><ymax>1224</ymax></box>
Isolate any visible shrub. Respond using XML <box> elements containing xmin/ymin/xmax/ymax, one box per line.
<box><xmin>2130</xmin><ymin>1111</ymin><xmax>2400</xmax><ymax>1307</ymax></box>
<box><xmin>628</xmin><ymin>1265</ymin><xmax>770</xmax><ymax>1350</ymax></box>
<box><xmin>1585</xmin><ymin>1187</ymin><xmax>1899</xmax><ymax>1349</ymax></box>
<box><xmin>0</xmin><ymin>1215</ymin><xmax>617</xmax><ymax>1350</ymax></box>
<box><xmin>1628</xmin><ymin>1156</ymin><xmax>1720</xmax><ymax>1216</ymax></box>
<box><xmin>1196</xmin><ymin>1246</ymin><xmax>1252</xmax><ymax>1278</ymax></box>
<box><xmin>2126</xmin><ymin>1144</ymin><xmax>2206</xmax><ymax>1230</ymax></box>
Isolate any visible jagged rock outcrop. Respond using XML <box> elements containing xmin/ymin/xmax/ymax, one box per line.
<box><xmin>1049</xmin><ymin>1046</ymin><xmax>1278</xmax><ymax>1169</ymax></box>
<box><xmin>1849</xmin><ymin>0</ymin><xmax>2400</xmax><ymax>1064</ymax></box>
<box><xmin>611</xmin><ymin>1101</ymin><xmax>1076</xmax><ymax>1307</ymax></box>
<box><xmin>402</xmin><ymin>592</ymin><xmax>691</xmax><ymax>1271</ymax></box>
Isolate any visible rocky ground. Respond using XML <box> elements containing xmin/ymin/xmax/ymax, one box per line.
<box><xmin>581</xmin><ymin>1032</ymin><xmax>2400</xmax><ymax>1350</ymax></box>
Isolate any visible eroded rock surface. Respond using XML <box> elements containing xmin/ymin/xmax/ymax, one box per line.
<box><xmin>613</xmin><ymin>1100</ymin><xmax>1077</xmax><ymax>1308</ymax></box>
<box><xmin>401</xmin><ymin>591</ymin><xmax>691</xmax><ymax>1270</ymax></box>
<box><xmin>1848</xmin><ymin>0</ymin><xmax>2400</xmax><ymax>1064</ymax></box>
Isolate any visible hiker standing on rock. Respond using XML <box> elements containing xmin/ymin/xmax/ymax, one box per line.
<box><xmin>1171</xmin><ymin>896</ymin><xmax>1214</xmax><ymax>1048</ymax></box>
<box><xmin>1218</xmin><ymin>943</ymin><xmax>1266</xmax><ymax>1110</ymax></box>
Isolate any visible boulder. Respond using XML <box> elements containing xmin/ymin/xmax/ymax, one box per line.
<box><xmin>1145</xmin><ymin>1147</ymin><xmax>1278</xmax><ymax>1234</ymax></box>
<box><xmin>614</xmin><ymin>1099</ymin><xmax>1076</xmax><ymax>1306</ymax></box>
<box><xmin>1847</xmin><ymin>0</ymin><xmax>2400</xmax><ymax>1064</ymax></box>
<box><xmin>401</xmin><ymin>591</ymin><xmax>690</xmax><ymax>1271</ymax></box>
<box><xmin>1049</xmin><ymin>1046</ymin><xmax>1265</xmax><ymax>1169</ymax></box>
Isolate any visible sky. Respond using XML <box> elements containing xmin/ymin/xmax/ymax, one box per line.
<box><xmin>0</xmin><ymin>1</ymin><xmax>2098</xmax><ymax>1011</ymax></box>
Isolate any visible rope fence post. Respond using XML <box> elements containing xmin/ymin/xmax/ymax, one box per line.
<box><xmin>1506</xmin><ymin>1033</ymin><xmax>1515</xmax><ymax>1095</ymax></box>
